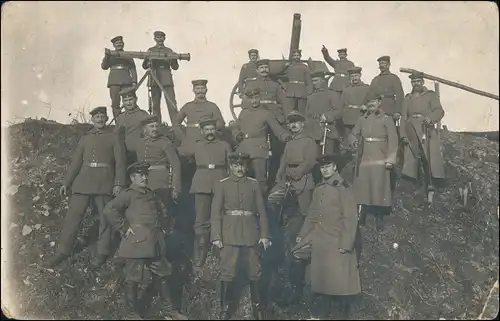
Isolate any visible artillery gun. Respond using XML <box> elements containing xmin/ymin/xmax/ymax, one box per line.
<box><xmin>229</xmin><ymin>13</ymin><xmax>334</xmax><ymax>120</ymax></box>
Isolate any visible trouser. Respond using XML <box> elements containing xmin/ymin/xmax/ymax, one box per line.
<box><xmin>109</xmin><ymin>85</ymin><xmax>124</xmax><ymax>119</ymax></box>
<box><xmin>267</xmin><ymin>134</ymin><xmax>285</xmax><ymax>190</ymax></box>
<box><xmin>219</xmin><ymin>245</ymin><xmax>262</xmax><ymax>281</ymax></box>
<box><xmin>56</xmin><ymin>194</ymin><xmax>113</xmax><ymax>256</ymax></box>
<box><xmin>311</xmin><ymin>294</ymin><xmax>354</xmax><ymax>319</ymax></box>
<box><xmin>151</xmin><ymin>85</ymin><xmax>178</xmax><ymax>125</ymax></box>
<box><xmin>282</xmin><ymin>189</ymin><xmax>311</xmax><ymax>253</ymax></box>
<box><xmin>193</xmin><ymin>193</ymin><xmax>212</xmax><ymax>267</ymax></box>
<box><xmin>123</xmin><ymin>257</ymin><xmax>172</xmax><ymax>283</ymax></box>
<box><xmin>250</xmin><ymin>158</ymin><xmax>268</xmax><ymax>194</ymax></box>
<box><xmin>284</xmin><ymin>97</ymin><xmax>307</xmax><ymax>115</ymax></box>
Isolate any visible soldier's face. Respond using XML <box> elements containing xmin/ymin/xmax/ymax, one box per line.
<box><xmin>130</xmin><ymin>172</ymin><xmax>148</xmax><ymax>188</ymax></box>
<box><xmin>411</xmin><ymin>79</ymin><xmax>424</xmax><ymax>91</ymax></box>
<box><xmin>257</xmin><ymin>65</ymin><xmax>269</xmax><ymax>77</ymax></box>
<box><xmin>201</xmin><ymin>124</ymin><xmax>216</xmax><ymax>140</ymax></box>
<box><xmin>312</xmin><ymin>77</ymin><xmax>324</xmax><ymax>89</ymax></box>
<box><xmin>154</xmin><ymin>35</ymin><xmax>165</xmax><ymax>45</ymax></box>
<box><xmin>230</xmin><ymin>163</ymin><xmax>247</xmax><ymax>177</ymax></box>
<box><xmin>378</xmin><ymin>61</ymin><xmax>390</xmax><ymax>72</ymax></box>
<box><xmin>350</xmin><ymin>73</ymin><xmax>361</xmax><ymax>84</ymax></box>
<box><xmin>288</xmin><ymin>120</ymin><xmax>304</xmax><ymax>133</ymax></box>
<box><xmin>91</xmin><ymin>113</ymin><xmax>108</xmax><ymax>129</ymax></box>
<box><xmin>338</xmin><ymin>52</ymin><xmax>347</xmax><ymax>59</ymax></box>
<box><xmin>123</xmin><ymin>96</ymin><xmax>136</xmax><ymax>110</ymax></box>
<box><xmin>320</xmin><ymin>163</ymin><xmax>336</xmax><ymax>179</ymax></box>
<box><xmin>113</xmin><ymin>40</ymin><xmax>124</xmax><ymax>51</ymax></box>
<box><xmin>367</xmin><ymin>100</ymin><xmax>380</xmax><ymax>113</ymax></box>
<box><xmin>193</xmin><ymin>85</ymin><xmax>207</xmax><ymax>99</ymax></box>
<box><xmin>144</xmin><ymin>122</ymin><xmax>159</xmax><ymax>138</ymax></box>
<box><xmin>250</xmin><ymin>94</ymin><xmax>261</xmax><ymax>108</ymax></box>
<box><xmin>249</xmin><ymin>53</ymin><xmax>259</xmax><ymax>62</ymax></box>
<box><xmin>291</xmin><ymin>52</ymin><xmax>301</xmax><ymax>61</ymax></box>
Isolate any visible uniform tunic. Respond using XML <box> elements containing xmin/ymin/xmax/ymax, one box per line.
<box><xmin>211</xmin><ymin>175</ymin><xmax>270</xmax><ymax>280</ymax></box>
<box><xmin>294</xmin><ymin>175</ymin><xmax>361</xmax><ymax>296</ymax></box>
<box><xmin>101</xmin><ymin>51</ymin><xmax>138</xmax><ymax>88</ymax></box>
<box><xmin>322</xmin><ymin>53</ymin><xmax>355</xmax><ymax>92</ymax></box>
<box><xmin>364</xmin><ymin>71</ymin><xmax>405</xmax><ymax>116</ymax></box>
<box><xmin>238</xmin><ymin>62</ymin><xmax>259</xmax><ymax>94</ymax></box>
<box><xmin>341</xmin><ymin>82</ymin><xmax>370</xmax><ymax>126</ymax></box>
<box><xmin>305</xmin><ymin>88</ymin><xmax>343</xmax><ymax>141</ymax></box>
<box><xmin>173</xmin><ymin>99</ymin><xmax>225</xmax><ymax>149</ymax></box>
<box><xmin>116</xmin><ymin>106</ymin><xmax>150</xmax><ymax>152</ymax></box>
<box><xmin>400</xmin><ymin>88</ymin><xmax>445</xmax><ymax>179</ymax></box>
<box><xmin>246</xmin><ymin>76</ymin><xmax>289</xmax><ymax>123</ymax></box>
<box><xmin>142</xmin><ymin>45</ymin><xmax>179</xmax><ymax>87</ymax></box>
<box><xmin>349</xmin><ymin>112</ymin><xmax>398</xmax><ymax>207</ymax></box>
<box><xmin>104</xmin><ymin>184</ymin><xmax>171</xmax><ymax>282</ymax></box>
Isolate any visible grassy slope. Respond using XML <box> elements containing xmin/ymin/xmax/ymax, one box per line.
<box><xmin>3</xmin><ymin>119</ymin><xmax>499</xmax><ymax>320</ymax></box>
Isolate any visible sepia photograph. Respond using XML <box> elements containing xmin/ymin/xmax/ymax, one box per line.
<box><xmin>1</xmin><ymin>1</ymin><xmax>499</xmax><ymax>320</ymax></box>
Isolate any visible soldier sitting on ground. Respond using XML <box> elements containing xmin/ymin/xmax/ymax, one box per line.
<box><xmin>103</xmin><ymin>161</ymin><xmax>187</xmax><ymax>320</ymax></box>
<box><xmin>211</xmin><ymin>152</ymin><xmax>272</xmax><ymax>320</ymax></box>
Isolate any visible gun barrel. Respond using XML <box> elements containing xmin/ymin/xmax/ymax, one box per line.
<box><xmin>400</xmin><ymin>67</ymin><xmax>499</xmax><ymax>101</ymax></box>
<box><xmin>288</xmin><ymin>13</ymin><xmax>302</xmax><ymax>60</ymax></box>
<box><xmin>108</xmin><ymin>50</ymin><xmax>191</xmax><ymax>61</ymax></box>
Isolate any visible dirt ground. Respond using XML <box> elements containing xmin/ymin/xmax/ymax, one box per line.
<box><xmin>3</xmin><ymin>119</ymin><xmax>499</xmax><ymax>320</ymax></box>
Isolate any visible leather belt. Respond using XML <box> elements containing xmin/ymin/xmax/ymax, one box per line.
<box><xmin>86</xmin><ymin>162</ymin><xmax>110</xmax><ymax>168</ymax></box>
<box><xmin>245</xmin><ymin>77</ymin><xmax>257</xmax><ymax>82</ymax></box>
<box><xmin>158</xmin><ymin>65</ymin><xmax>169</xmax><ymax>69</ymax></box>
<box><xmin>289</xmin><ymin>81</ymin><xmax>305</xmax><ymax>84</ymax></box>
<box><xmin>379</xmin><ymin>94</ymin><xmax>396</xmax><ymax>99</ymax></box>
<box><xmin>347</xmin><ymin>105</ymin><xmax>360</xmax><ymax>109</ymax></box>
<box><xmin>338</xmin><ymin>73</ymin><xmax>347</xmax><ymax>77</ymax></box>
<box><xmin>243</xmin><ymin>133</ymin><xmax>266</xmax><ymax>139</ymax></box>
<box><xmin>411</xmin><ymin>113</ymin><xmax>424</xmax><ymax>118</ymax></box>
<box><xmin>111</xmin><ymin>65</ymin><xmax>127</xmax><ymax>70</ymax></box>
<box><xmin>197</xmin><ymin>164</ymin><xmax>226</xmax><ymax>170</ymax></box>
<box><xmin>261</xmin><ymin>100</ymin><xmax>277</xmax><ymax>104</ymax></box>
<box><xmin>288</xmin><ymin>164</ymin><xmax>300</xmax><ymax>168</ymax></box>
<box><xmin>186</xmin><ymin>123</ymin><xmax>199</xmax><ymax>128</ymax></box>
<box><xmin>226</xmin><ymin>210</ymin><xmax>254</xmax><ymax>216</ymax></box>
<box><xmin>364</xmin><ymin>138</ymin><xmax>387</xmax><ymax>142</ymax></box>
<box><xmin>149</xmin><ymin>164</ymin><xmax>168</xmax><ymax>170</ymax></box>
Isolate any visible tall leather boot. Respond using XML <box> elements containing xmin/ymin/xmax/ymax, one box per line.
<box><xmin>124</xmin><ymin>282</ymin><xmax>142</xmax><ymax>320</ymax></box>
<box><xmin>249</xmin><ymin>280</ymin><xmax>263</xmax><ymax>320</ymax></box>
<box><xmin>219</xmin><ymin>281</ymin><xmax>234</xmax><ymax>320</ymax></box>
<box><xmin>158</xmin><ymin>277</ymin><xmax>187</xmax><ymax>320</ymax></box>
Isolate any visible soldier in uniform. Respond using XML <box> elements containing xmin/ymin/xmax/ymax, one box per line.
<box><xmin>238</xmin><ymin>49</ymin><xmax>260</xmax><ymax>98</ymax></box>
<box><xmin>292</xmin><ymin>153</ymin><xmax>361</xmax><ymax>320</ymax></box>
<box><xmin>304</xmin><ymin>70</ymin><xmax>343</xmax><ymax>155</ymax></box>
<box><xmin>363</xmin><ymin>56</ymin><xmax>405</xmax><ymax>122</ymax></box>
<box><xmin>232</xmin><ymin>87</ymin><xmax>292</xmax><ymax>194</ymax></box>
<box><xmin>281</xmin><ymin>49</ymin><xmax>313</xmax><ymax>115</ymax></box>
<box><xmin>348</xmin><ymin>97</ymin><xmax>398</xmax><ymax>231</ymax></box>
<box><xmin>103</xmin><ymin>161</ymin><xmax>187</xmax><ymax>320</ymax></box>
<box><xmin>44</xmin><ymin>106</ymin><xmax>126</xmax><ymax>268</ymax></box>
<box><xmin>101</xmin><ymin>36</ymin><xmax>138</xmax><ymax>120</ymax></box>
<box><xmin>341</xmin><ymin>66</ymin><xmax>370</xmax><ymax>140</ymax></box>
<box><xmin>142</xmin><ymin>30</ymin><xmax>180</xmax><ymax>124</ymax></box>
<box><xmin>115</xmin><ymin>86</ymin><xmax>150</xmax><ymax>164</ymax></box>
<box><xmin>211</xmin><ymin>152</ymin><xmax>272</xmax><ymax>320</ymax></box>
<box><xmin>245</xmin><ymin>58</ymin><xmax>289</xmax><ymax>189</ymax></box>
<box><xmin>400</xmin><ymin>71</ymin><xmax>445</xmax><ymax>192</ymax></box>
<box><xmin>321</xmin><ymin>47</ymin><xmax>355</xmax><ymax>102</ymax></box>
<box><xmin>173</xmin><ymin>79</ymin><xmax>226</xmax><ymax>150</ymax></box>
<box><xmin>177</xmin><ymin>118</ymin><xmax>232</xmax><ymax>273</ymax></box>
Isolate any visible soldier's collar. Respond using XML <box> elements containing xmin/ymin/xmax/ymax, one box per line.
<box><xmin>144</xmin><ymin>134</ymin><xmax>162</xmax><ymax>141</ymax></box>
<box><xmin>379</xmin><ymin>70</ymin><xmax>391</xmax><ymax>75</ymax></box>
<box><xmin>321</xmin><ymin>173</ymin><xmax>344</xmax><ymax>186</ymax></box>
<box><xmin>229</xmin><ymin>175</ymin><xmax>247</xmax><ymax>182</ymax></box>
<box><xmin>89</xmin><ymin>127</ymin><xmax>109</xmax><ymax>134</ymax></box>
<box><xmin>155</xmin><ymin>44</ymin><xmax>166</xmax><ymax>48</ymax></box>
<box><xmin>124</xmin><ymin>106</ymin><xmax>140</xmax><ymax>114</ymax></box>
<box><xmin>292</xmin><ymin>131</ymin><xmax>305</xmax><ymax>139</ymax></box>
<box><xmin>194</xmin><ymin>98</ymin><xmax>207</xmax><ymax>103</ymax></box>
<box><xmin>130</xmin><ymin>184</ymin><xmax>148</xmax><ymax>194</ymax></box>
<box><xmin>203</xmin><ymin>137</ymin><xmax>218</xmax><ymax>144</ymax></box>
<box><xmin>313</xmin><ymin>88</ymin><xmax>325</xmax><ymax>93</ymax></box>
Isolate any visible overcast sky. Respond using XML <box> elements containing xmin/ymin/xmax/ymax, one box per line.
<box><xmin>1</xmin><ymin>1</ymin><xmax>498</xmax><ymax>131</ymax></box>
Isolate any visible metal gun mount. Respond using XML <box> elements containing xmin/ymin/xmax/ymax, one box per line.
<box><xmin>106</xmin><ymin>49</ymin><xmax>191</xmax><ymax>61</ymax></box>
<box><xmin>229</xmin><ymin>13</ymin><xmax>334</xmax><ymax>120</ymax></box>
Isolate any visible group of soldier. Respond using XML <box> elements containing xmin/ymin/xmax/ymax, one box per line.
<box><xmin>42</xmin><ymin>30</ymin><xmax>447</xmax><ymax>321</ymax></box>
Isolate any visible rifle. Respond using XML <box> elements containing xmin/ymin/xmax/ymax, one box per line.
<box><xmin>278</xmin><ymin>181</ymin><xmax>292</xmax><ymax>227</ymax></box>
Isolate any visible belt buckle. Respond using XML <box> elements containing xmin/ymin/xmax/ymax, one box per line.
<box><xmin>208</xmin><ymin>164</ymin><xmax>215</xmax><ymax>170</ymax></box>
<box><xmin>244</xmin><ymin>134</ymin><xmax>249</xmax><ymax>139</ymax></box>
<box><xmin>89</xmin><ymin>162</ymin><xmax>97</xmax><ymax>168</ymax></box>
<box><xmin>340</xmin><ymin>73</ymin><xmax>346</xmax><ymax>77</ymax></box>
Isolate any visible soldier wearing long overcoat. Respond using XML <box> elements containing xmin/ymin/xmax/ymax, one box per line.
<box><xmin>349</xmin><ymin>97</ymin><xmax>398</xmax><ymax>231</ymax></box>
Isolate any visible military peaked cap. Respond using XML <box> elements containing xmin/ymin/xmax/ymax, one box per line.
<box><xmin>291</xmin><ymin>49</ymin><xmax>302</xmax><ymax>54</ymax></box>
<box><xmin>228</xmin><ymin>152</ymin><xmax>250</xmax><ymax>164</ymax></box>
<box><xmin>248</xmin><ymin>49</ymin><xmax>259</xmax><ymax>54</ymax></box>
<box><xmin>337</xmin><ymin>48</ymin><xmax>347</xmax><ymax>53</ymax></box>
<box><xmin>198</xmin><ymin>117</ymin><xmax>217</xmax><ymax>128</ymax></box>
<box><xmin>310</xmin><ymin>71</ymin><xmax>326</xmax><ymax>78</ymax></box>
<box><xmin>347</xmin><ymin>66</ymin><xmax>363</xmax><ymax>74</ymax></box>
<box><xmin>318</xmin><ymin>153</ymin><xmax>340</xmax><ymax>166</ymax></box>
<box><xmin>192</xmin><ymin>79</ymin><xmax>208</xmax><ymax>86</ymax></box>
<box><xmin>286</xmin><ymin>110</ymin><xmax>305</xmax><ymax>123</ymax></box>
<box><xmin>153</xmin><ymin>30</ymin><xmax>166</xmax><ymax>37</ymax></box>
<box><xmin>377</xmin><ymin>55</ymin><xmax>391</xmax><ymax>63</ymax></box>
<box><xmin>119</xmin><ymin>86</ymin><xmax>137</xmax><ymax>97</ymax></box>
<box><xmin>256</xmin><ymin>59</ymin><xmax>270</xmax><ymax>67</ymax></box>
<box><xmin>89</xmin><ymin>106</ymin><xmax>107</xmax><ymax>116</ymax></box>
<box><xmin>127</xmin><ymin>161</ymin><xmax>150</xmax><ymax>175</ymax></box>
<box><xmin>110</xmin><ymin>36</ymin><xmax>123</xmax><ymax>44</ymax></box>
<box><xmin>140</xmin><ymin>115</ymin><xmax>159</xmax><ymax>127</ymax></box>
<box><xmin>409</xmin><ymin>71</ymin><xmax>424</xmax><ymax>80</ymax></box>
<box><xmin>245</xmin><ymin>87</ymin><xmax>261</xmax><ymax>97</ymax></box>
